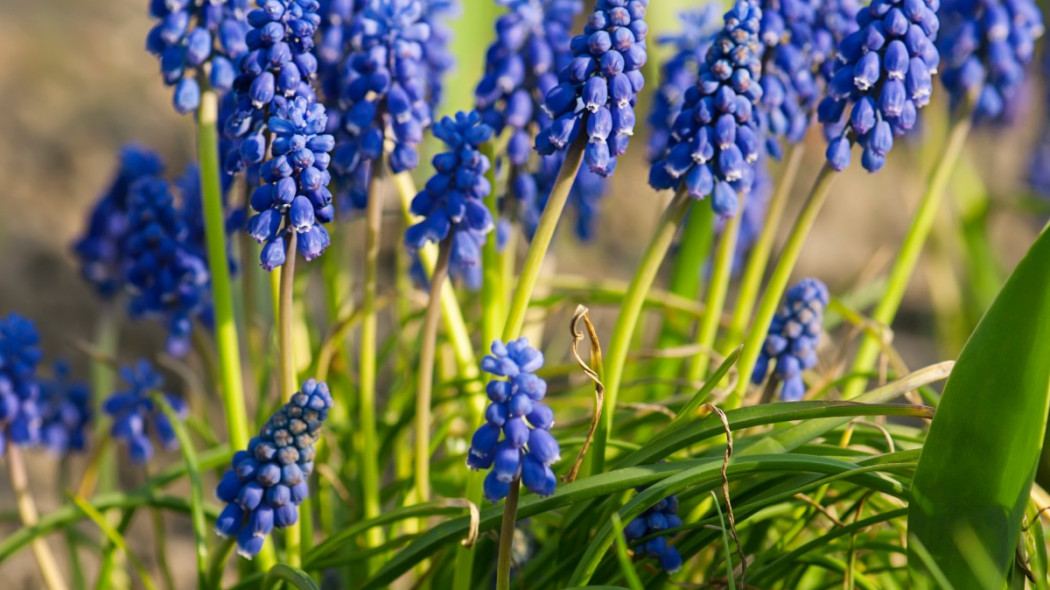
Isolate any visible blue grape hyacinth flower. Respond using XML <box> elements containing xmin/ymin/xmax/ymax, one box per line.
<box><xmin>74</xmin><ymin>145</ymin><xmax>166</xmax><ymax>300</ymax></box>
<box><xmin>405</xmin><ymin>111</ymin><xmax>495</xmax><ymax>254</ymax></box>
<box><xmin>817</xmin><ymin>0</ymin><xmax>942</xmax><ymax>172</ymax></box>
<box><xmin>648</xmin><ymin>0</ymin><xmax>765</xmax><ymax>218</ymax></box>
<box><xmin>0</xmin><ymin>314</ymin><xmax>44</xmax><ymax>455</ymax></box>
<box><xmin>623</xmin><ymin>493</ymin><xmax>684</xmax><ymax>573</ymax></box>
<box><xmin>124</xmin><ymin>176</ymin><xmax>212</xmax><ymax>357</ymax></box>
<box><xmin>215</xmin><ymin>379</ymin><xmax>333</xmax><ymax>558</ymax></box>
<box><xmin>814</xmin><ymin>0</ymin><xmax>862</xmax><ymax>83</ymax></box>
<box><xmin>245</xmin><ymin>96</ymin><xmax>336</xmax><ymax>270</ymax></box>
<box><xmin>937</xmin><ymin>0</ymin><xmax>1044</xmax><ymax>123</ymax></box>
<box><xmin>536</xmin><ymin>0</ymin><xmax>650</xmax><ymax>177</ymax></box>
<box><xmin>103</xmin><ymin>360</ymin><xmax>187</xmax><ymax>464</ymax></box>
<box><xmin>146</xmin><ymin>0</ymin><xmax>251</xmax><ymax>113</ymax></box>
<box><xmin>468</xmin><ymin>339</ymin><xmax>560</xmax><ymax>502</ymax></box>
<box><xmin>751</xmin><ymin>278</ymin><xmax>828</xmax><ymax>402</ymax></box>
<box><xmin>34</xmin><ymin>362</ymin><xmax>92</xmax><ymax>456</ymax></box>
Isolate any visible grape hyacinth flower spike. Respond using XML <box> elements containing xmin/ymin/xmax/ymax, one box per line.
<box><xmin>103</xmin><ymin>360</ymin><xmax>187</xmax><ymax>463</ymax></box>
<box><xmin>623</xmin><ymin>493</ymin><xmax>684</xmax><ymax>573</ymax></box>
<box><xmin>404</xmin><ymin>112</ymin><xmax>494</xmax><ymax>260</ymax></box>
<box><xmin>937</xmin><ymin>0</ymin><xmax>1044</xmax><ymax>123</ymax></box>
<box><xmin>649</xmin><ymin>0</ymin><xmax>765</xmax><ymax>217</ymax></box>
<box><xmin>215</xmin><ymin>379</ymin><xmax>333</xmax><ymax>558</ymax></box>
<box><xmin>817</xmin><ymin>0</ymin><xmax>942</xmax><ymax>172</ymax></box>
<box><xmin>751</xmin><ymin>278</ymin><xmax>828</xmax><ymax>402</ymax></box>
<box><xmin>32</xmin><ymin>362</ymin><xmax>93</xmax><ymax>456</ymax></box>
<box><xmin>467</xmin><ymin>339</ymin><xmax>560</xmax><ymax>502</ymax></box>
<box><xmin>245</xmin><ymin>96</ymin><xmax>336</xmax><ymax>270</ymax></box>
<box><xmin>146</xmin><ymin>0</ymin><xmax>251</xmax><ymax>113</ymax></box>
<box><xmin>536</xmin><ymin>0</ymin><xmax>650</xmax><ymax>177</ymax></box>
<box><xmin>0</xmin><ymin>314</ymin><xmax>44</xmax><ymax>454</ymax></box>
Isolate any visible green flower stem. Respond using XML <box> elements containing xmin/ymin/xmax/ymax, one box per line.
<box><xmin>278</xmin><ymin>232</ymin><xmax>302</xmax><ymax>567</ymax></box>
<box><xmin>481</xmin><ymin>140</ymin><xmax>506</xmax><ymax>346</ymax></box>
<box><xmin>495</xmin><ymin>479</ymin><xmax>521</xmax><ymax>590</ymax></box>
<box><xmin>196</xmin><ymin>90</ymin><xmax>250</xmax><ymax>452</ymax></box>
<box><xmin>502</xmin><ymin>130</ymin><xmax>587</xmax><ymax>340</ymax></box>
<box><xmin>688</xmin><ymin>208</ymin><xmax>743</xmax><ymax>382</ymax></box>
<box><xmin>7</xmin><ymin>444</ymin><xmax>69</xmax><ymax>590</ymax></box>
<box><xmin>592</xmin><ymin>188</ymin><xmax>693</xmax><ymax>474</ymax></box>
<box><xmin>841</xmin><ymin>104</ymin><xmax>974</xmax><ymax>400</ymax></box>
<box><xmin>359</xmin><ymin>160</ymin><xmax>386</xmax><ymax>570</ymax></box>
<box><xmin>415</xmin><ymin>238</ymin><xmax>453</xmax><ymax>506</ymax></box>
<box><xmin>726</xmin><ymin>144</ymin><xmax>805</xmax><ymax>346</ymax></box>
<box><xmin>732</xmin><ymin>162</ymin><xmax>840</xmax><ymax>406</ymax></box>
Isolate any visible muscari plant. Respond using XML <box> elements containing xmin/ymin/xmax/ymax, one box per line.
<box><xmin>5</xmin><ymin>0</ymin><xmax>1050</xmax><ymax>588</ymax></box>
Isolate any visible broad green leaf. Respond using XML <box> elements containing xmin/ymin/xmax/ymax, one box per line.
<box><xmin>908</xmin><ymin>226</ymin><xmax>1050</xmax><ymax>589</ymax></box>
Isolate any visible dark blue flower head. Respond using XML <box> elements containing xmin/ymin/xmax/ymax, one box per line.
<box><xmin>146</xmin><ymin>0</ymin><xmax>252</xmax><ymax>113</ymax></box>
<box><xmin>623</xmin><ymin>493</ymin><xmax>683</xmax><ymax>573</ymax></box>
<box><xmin>751</xmin><ymin>278</ymin><xmax>828</xmax><ymax>401</ymax></box>
<box><xmin>423</xmin><ymin>0</ymin><xmax>460</xmax><ymax>107</ymax></box>
<box><xmin>176</xmin><ymin>163</ymin><xmax>244</xmax><ymax>283</ymax></box>
<box><xmin>817</xmin><ymin>0</ymin><xmax>941</xmax><ymax>173</ymax></box>
<box><xmin>649</xmin><ymin>0</ymin><xmax>765</xmax><ymax>218</ymax></box>
<box><xmin>215</xmin><ymin>379</ymin><xmax>333</xmax><ymax>558</ymax></box>
<box><xmin>74</xmin><ymin>145</ymin><xmax>166</xmax><ymax>300</ymax></box>
<box><xmin>814</xmin><ymin>0</ymin><xmax>862</xmax><ymax>82</ymax></box>
<box><xmin>245</xmin><ymin>96</ymin><xmax>335</xmax><ymax>270</ymax></box>
<box><xmin>33</xmin><ymin>361</ymin><xmax>93</xmax><ymax>456</ymax></box>
<box><xmin>405</xmin><ymin>111</ymin><xmax>494</xmax><ymax>253</ymax></box>
<box><xmin>937</xmin><ymin>0</ymin><xmax>1044</xmax><ymax>123</ymax></box>
<box><xmin>469</xmin><ymin>338</ymin><xmax>559</xmax><ymax>502</ymax></box>
<box><xmin>124</xmin><ymin>177</ymin><xmax>211</xmax><ymax>357</ymax></box>
<box><xmin>103</xmin><ymin>360</ymin><xmax>187</xmax><ymax>464</ymax></box>
<box><xmin>647</xmin><ymin>5</ymin><xmax>722</xmax><ymax>162</ymax></box>
<box><xmin>536</xmin><ymin>0</ymin><xmax>650</xmax><ymax>177</ymax></box>
<box><xmin>326</xmin><ymin>0</ymin><xmax>435</xmax><ymax>211</ymax></box>
<box><xmin>0</xmin><ymin>314</ymin><xmax>43</xmax><ymax>455</ymax></box>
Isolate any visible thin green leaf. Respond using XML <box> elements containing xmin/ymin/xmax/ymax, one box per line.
<box><xmin>609</xmin><ymin>514</ymin><xmax>644</xmax><ymax>590</ymax></box>
<box><xmin>909</xmin><ymin>227</ymin><xmax>1050</xmax><ymax>589</ymax></box>
<box><xmin>263</xmin><ymin>564</ymin><xmax>320</xmax><ymax>590</ymax></box>
<box><xmin>710</xmin><ymin>491</ymin><xmax>738</xmax><ymax>590</ymax></box>
<box><xmin>68</xmin><ymin>494</ymin><xmax>158</xmax><ymax>590</ymax></box>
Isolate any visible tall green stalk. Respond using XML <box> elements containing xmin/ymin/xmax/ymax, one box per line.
<box><xmin>196</xmin><ymin>90</ymin><xmax>250</xmax><ymax>452</ymax></box>
<box><xmin>726</xmin><ymin>144</ymin><xmax>805</xmax><ymax>346</ymax></box>
<box><xmin>688</xmin><ymin>209</ymin><xmax>742</xmax><ymax>382</ymax></box>
<box><xmin>359</xmin><ymin>160</ymin><xmax>386</xmax><ymax>568</ymax></box>
<box><xmin>592</xmin><ymin>188</ymin><xmax>693</xmax><ymax>474</ymax></box>
<box><xmin>732</xmin><ymin>163</ymin><xmax>840</xmax><ymax>405</ymax></box>
<box><xmin>278</xmin><ymin>233</ymin><xmax>302</xmax><ymax>566</ymax></box>
<box><xmin>842</xmin><ymin>104</ymin><xmax>974</xmax><ymax>400</ymax></box>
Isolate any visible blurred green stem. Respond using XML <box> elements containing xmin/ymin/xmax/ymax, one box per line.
<box><xmin>726</xmin><ymin>144</ymin><xmax>804</xmax><ymax>345</ymax></box>
<box><xmin>7</xmin><ymin>444</ymin><xmax>69</xmax><ymax>590</ymax></box>
<box><xmin>593</xmin><ymin>188</ymin><xmax>693</xmax><ymax>474</ymax></box>
<box><xmin>689</xmin><ymin>208</ymin><xmax>742</xmax><ymax>381</ymax></box>
<box><xmin>415</xmin><ymin>238</ymin><xmax>452</xmax><ymax>506</ymax></box>
<box><xmin>279</xmin><ymin>233</ymin><xmax>302</xmax><ymax>567</ymax></box>
<box><xmin>841</xmin><ymin>102</ymin><xmax>974</xmax><ymax>399</ymax></box>
<box><xmin>196</xmin><ymin>90</ymin><xmax>250</xmax><ymax>452</ymax></box>
<box><xmin>732</xmin><ymin>162</ymin><xmax>840</xmax><ymax>405</ymax></box>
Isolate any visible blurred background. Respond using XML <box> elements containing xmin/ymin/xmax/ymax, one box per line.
<box><xmin>0</xmin><ymin>0</ymin><xmax>1046</xmax><ymax>587</ymax></box>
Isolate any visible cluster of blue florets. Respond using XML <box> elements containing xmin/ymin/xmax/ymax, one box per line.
<box><xmin>649</xmin><ymin>0</ymin><xmax>765</xmax><ymax>218</ymax></box>
<box><xmin>647</xmin><ymin>5</ymin><xmax>721</xmax><ymax>162</ymax></box>
<box><xmin>215</xmin><ymin>379</ymin><xmax>333</xmax><ymax>558</ymax></box>
<box><xmin>536</xmin><ymin>0</ymin><xmax>650</xmax><ymax>177</ymax></box>
<box><xmin>0</xmin><ymin>314</ymin><xmax>44</xmax><ymax>455</ymax></box>
<box><xmin>814</xmin><ymin>0</ymin><xmax>863</xmax><ymax>82</ymax></box>
<box><xmin>751</xmin><ymin>278</ymin><xmax>828</xmax><ymax>402</ymax></box>
<box><xmin>468</xmin><ymin>339</ymin><xmax>559</xmax><ymax>502</ymax></box>
<box><xmin>32</xmin><ymin>362</ymin><xmax>93</xmax><ymax>456</ymax></box>
<box><xmin>423</xmin><ymin>0</ymin><xmax>459</xmax><ymax>107</ymax></box>
<box><xmin>246</xmin><ymin>96</ymin><xmax>336</xmax><ymax>270</ymax></box>
<box><xmin>103</xmin><ymin>360</ymin><xmax>187</xmax><ymax>464</ymax></box>
<box><xmin>75</xmin><ymin>146</ymin><xmax>167</xmax><ymax>300</ymax></box>
<box><xmin>146</xmin><ymin>0</ymin><xmax>252</xmax><ymax>113</ymax></box>
<box><xmin>623</xmin><ymin>493</ymin><xmax>684</xmax><ymax>574</ymax></box>
<box><xmin>124</xmin><ymin>176</ymin><xmax>212</xmax><ymax>357</ymax></box>
<box><xmin>405</xmin><ymin>112</ymin><xmax>495</xmax><ymax>254</ymax></box>
<box><xmin>327</xmin><ymin>0</ymin><xmax>435</xmax><ymax>211</ymax></box>
<box><xmin>937</xmin><ymin>0</ymin><xmax>1044</xmax><ymax>123</ymax></box>
<box><xmin>757</xmin><ymin>0</ymin><xmax>822</xmax><ymax>156</ymax></box>
<box><xmin>818</xmin><ymin>0</ymin><xmax>942</xmax><ymax>173</ymax></box>
<box><xmin>519</xmin><ymin>159</ymin><xmax>607</xmax><ymax>241</ymax></box>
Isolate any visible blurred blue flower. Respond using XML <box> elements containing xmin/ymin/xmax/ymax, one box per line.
<box><xmin>518</xmin><ymin>157</ymin><xmax>607</xmax><ymax>241</ymax></box>
<box><xmin>623</xmin><ymin>493</ymin><xmax>683</xmax><ymax>574</ymax></box>
<box><xmin>751</xmin><ymin>278</ymin><xmax>828</xmax><ymax>401</ymax></box>
<box><xmin>813</xmin><ymin>0</ymin><xmax>862</xmax><ymax>83</ymax></box>
<box><xmin>817</xmin><ymin>0</ymin><xmax>942</xmax><ymax>172</ymax></box>
<box><xmin>33</xmin><ymin>361</ymin><xmax>92</xmax><ymax>456</ymax></box>
<box><xmin>0</xmin><ymin>314</ymin><xmax>43</xmax><ymax>455</ymax></box>
<box><xmin>468</xmin><ymin>338</ymin><xmax>559</xmax><ymax>502</ymax></box>
<box><xmin>215</xmin><ymin>379</ymin><xmax>333</xmax><ymax>558</ymax></box>
<box><xmin>103</xmin><ymin>360</ymin><xmax>187</xmax><ymax>464</ymax></box>
<box><xmin>937</xmin><ymin>0</ymin><xmax>1044</xmax><ymax>123</ymax></box>
<box><xmin>649</xmin><ymin>0</ymin><xmax>765</xmax><ymax>218</ymax></box>
<box><xmin>536</xmin><ymin>0</ymin><xmax>650</xmax><ymax>177</ymax></box>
